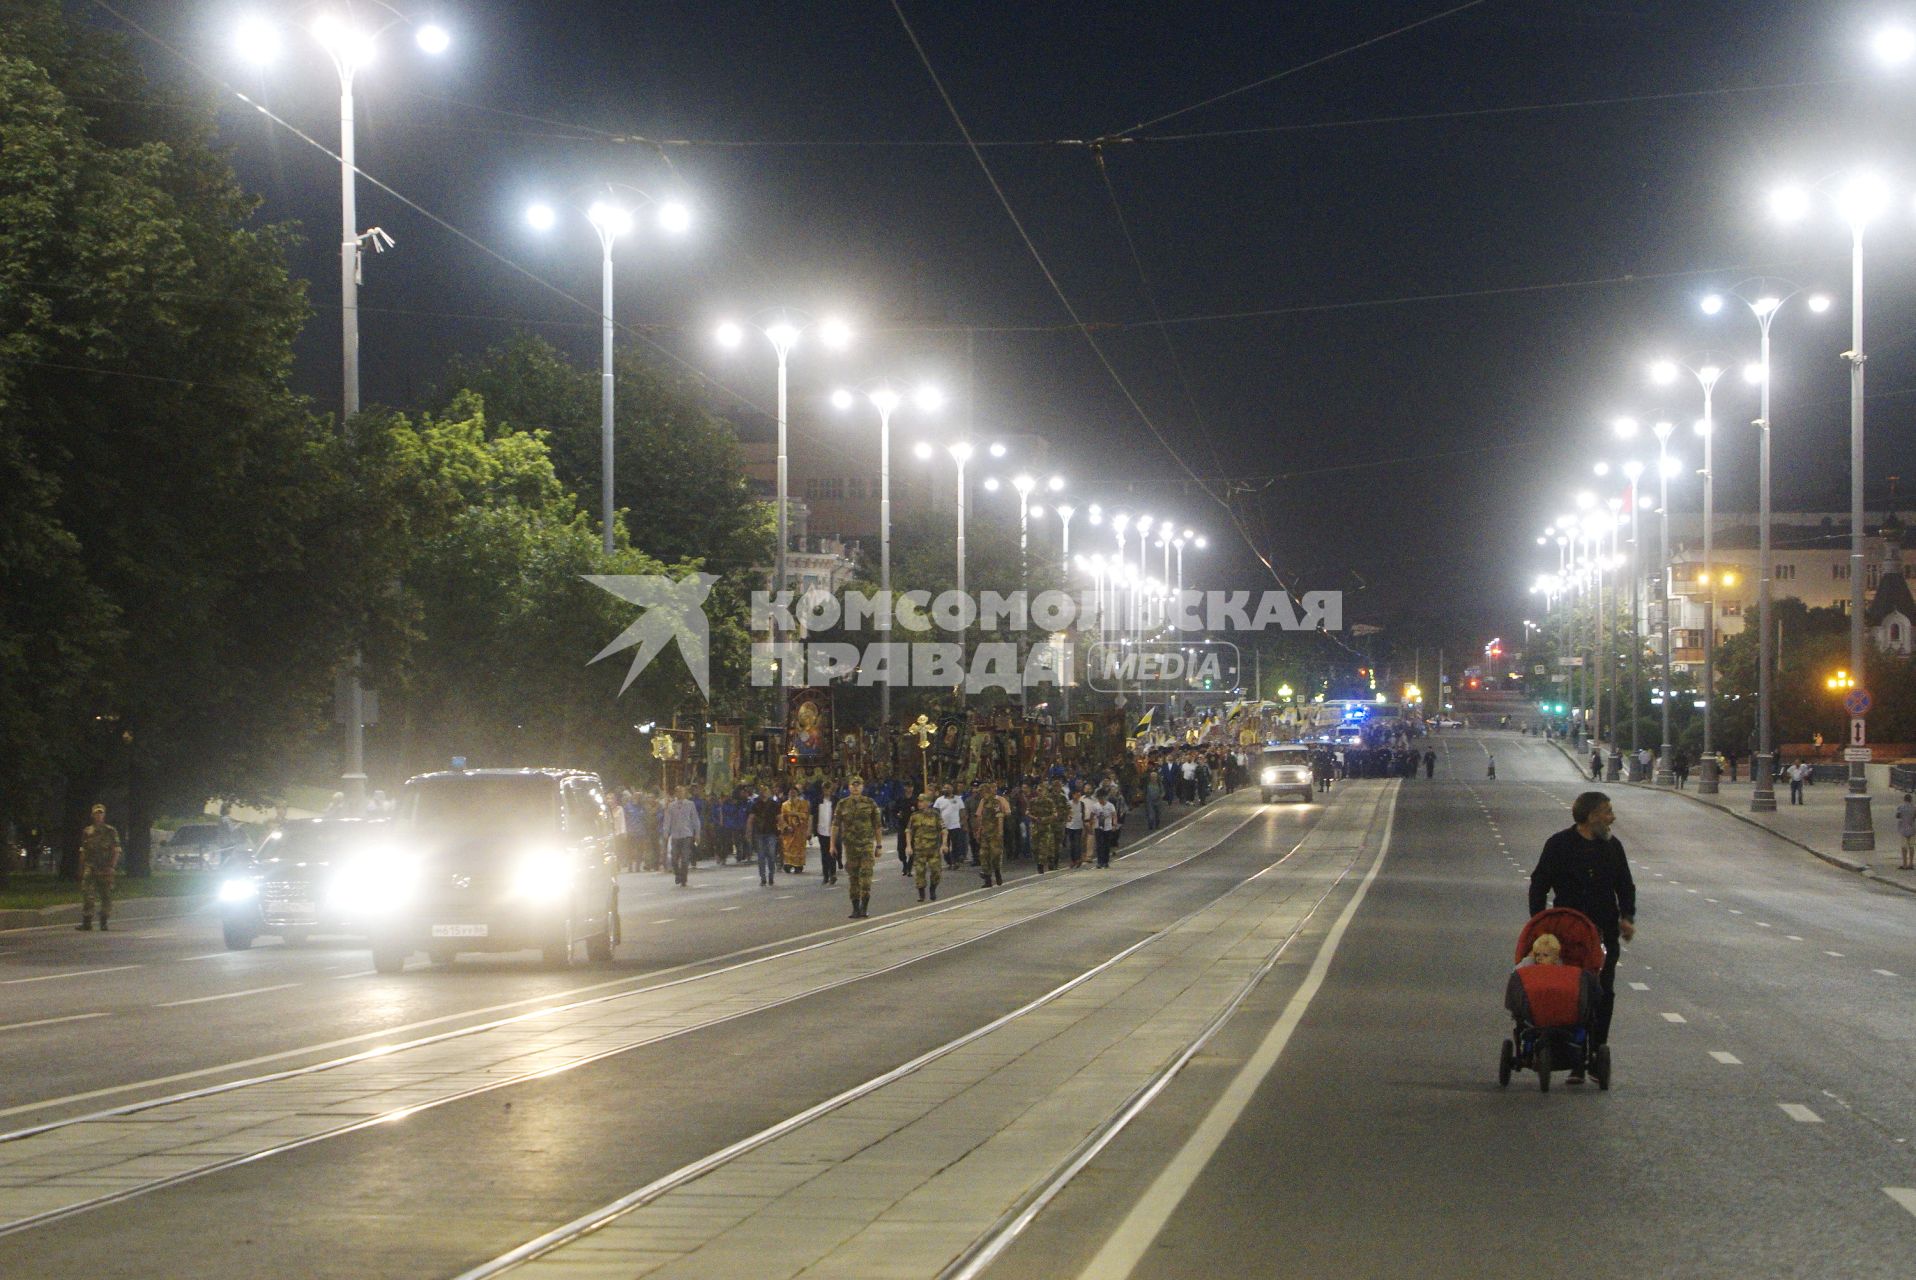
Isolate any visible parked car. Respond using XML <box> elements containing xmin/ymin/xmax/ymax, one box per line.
<box><xmin>161</xmin><ymin>822</ymin><xmax>250</xmax><ymax>868</ymax></box>
<box><xmin>356</xmin><ymin>768</ymin><xmax>622</xmax><ymax>974</ymax></box>
<box><xmin>215</xmin><ymin>818</ymin><xmax>388</xmax><ymax>950</ymax></box>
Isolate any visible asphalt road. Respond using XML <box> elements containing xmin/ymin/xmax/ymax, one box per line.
<box><xmin>990</xmin><ymin>730</ymin><xmax>1916</xmax><ymax>1280</ymax></box>
<box><xmin>8</xmin><ymin>735</ymin><xmax>1914</xmax><ymax>1279</ymax></box>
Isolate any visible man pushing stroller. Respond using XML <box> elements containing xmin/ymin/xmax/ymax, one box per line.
<box><xmin>1527</xmin><ymin>791</ymin><xmax>1637</xmax><ymax>1084</ymax></box>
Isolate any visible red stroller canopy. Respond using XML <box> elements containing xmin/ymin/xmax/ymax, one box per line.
<box><xmin>1516</xmin><ymin>908</ymin><xmax>1606</xmax><ymax>972</ymax></box>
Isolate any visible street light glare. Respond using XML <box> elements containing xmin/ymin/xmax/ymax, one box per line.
<box><xmin>1612</xmin><ymin>416</ymin><xmax>1638</xmax><ymax>437</ymax></box>
<box><xmin>1047</xmin><ymin>475</ymin><xmax>1064</xmax><ymax>492</ymax></box>
<box><xmin>1653</xmin><ymin>419</ymin><xmax>1674</xmax><ymax>440</ymax></box>
<box><xmin>714</xmin><ymin>321</ymin><xmax>743</xmax><ymax>349</ymax></box>
<box><xmin>988</xmin><ymin>442</ymin><xmax>1007</xmax><ymax>458</ymax></box>
<box><xmin>587</xmin><ymin>201</ymin><xmax>634</xmax><ymax>237</ymax></box>
<box><xmin>1768</xmin><ymin>183</ymin><xmax>1811</xmax><ymax>223</ymax></box>
<box><xmin>949</xmin><ymin>441</ymin><xmax>973</xmax><ymax>462</ymax></box>
<box><xmin>764</xmin><ymin>320</ymin><xmax>799</xmax><ymax>349</ymax></box>
<box><xmin>1659</xmin><ymin>455</ymin><xmax>1682</xmax><ymax>478</ymax></box>
<box><xmin>1699</xmin><ymin>364</ymin><xmax>1722</xmax><ymax>382</ymax></box>
<box><xmin>819</xmin><ymin>317</ymin><xmax>853</xmax><ymax>350</ymax></box>
<box><xmin>1056</xmin><ymin>503</ymin><xmax>1075</xmax><ymax>519</ymax></box>
<box><xmin>415</xmin><ymin>23</ymin><xmax>451</xmax><ymax>55</ymax></box>
<box><xmin>1649</xmin><ymin>360</ymin><xmax>1679</xmax><ymax>385</ymax></box>
<box><xmin>657</xmin><ymin>200</ymin><xmax>692</xmax><ymax>233</ymax></box>
<box><xmin>525</xmin><ymin>202</ymin><xmax>557</xmax><ymax>231</ymax></box>
<box><xmin>1743</xmin><ymin>361</ymin><xmax>1765</xmax><ymax>385</ymax></box>
<box><xmin>1594</xmin><ymin>461</ymin><xmax>1611</xmax><ymax>477</ymax></box>
<box><xmin>1699</xmin><ymin>294</ymin><xmax>1724</xmax><ymax>315</ymax></box>
<box><xmin>912</xmin><ymin>385</ymin><xmax>945</xmax><ymax>413</ymax></box>
<box><xmin>235</xmin><ymin>14</ymin><xmax>281</xmax><ymax>63</ymax></box>
<box><xmin>311</xmin><ymin>14</ymin><xmax>375</xmax><ymax>67</ymax></box>
<box><xmin>984</xmin><ymin>477</ymin><xmax>1001</xmax><ymax>492</ymax></box>
<box><xmin>868</xmin><ymin>387</ymin><xmax>901</xmax><ymax>414</ymax></box>
<box><xmin>1012</xmin><ymin>473</ymin><xmax>1035</xmax><ymax>495</ymax></box>
<box><xmin>1575</xmin><ymin>491</ymin><xmax>1596</xmax><ymax>509</ymax></box>
<box><xmin>1808</xmin><ymin>293</ymin><xmax>1833</xmax><ymax>313</ymax></box>
<box><xmin>1836</xmin><ymin>170</ymin><xmax>1891</xmax><ymax>228</ymax></box>
<box><xmin>1752</xmin><ymin>295</ymin><xmax>1781</xmax><ymax>317</ymax></box>
<box><xmin>1873</xmin><ymin>23</ymin><xmax>1916</xmax><ymax>66</ymax></box>
<box><xmin>1623</xmin><ymin>460</ymin><xmax>1644</xmax><ymax>479</ymax></box>
<box><xmin>1692</xmin><ymin>416</ymin><xmax>1711</xmax><ymax>437</ymax></box>
<box><xmin>830</xmin><ymin>388</ymin><xmax>855</xmax><ymax>411</ymax></box>
<box><xmin>1194</xmin><ymin>536</ymin><xmax>1207</xmax><ymax>548</ymax></box>
<box><xmin>912</xmin><ymin>441</ymin><xmax>933</xmax><ymax>461</ymax></box>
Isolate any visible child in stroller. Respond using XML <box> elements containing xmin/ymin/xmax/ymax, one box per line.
<box><xmin>1499</xmin><ymin>907</ymin><xmax>1611</xmax><ymax>1092</ymax></box>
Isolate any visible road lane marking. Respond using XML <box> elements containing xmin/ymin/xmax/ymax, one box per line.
<box><xmin>1069</xmin><ymin>787</ymin><xmax>1399</xmax><ymax>1280</ymax></box>
<box><xmin>775</xmin><ymin>894</ymin><xmax>793</xmax><ymax>900</ymax></box>
<box><xmin>1886</xmin><ymin>1188</ymin><xmax>1916</xmax><ymax>1219</ymax></box>
<box><xmin>1705</xmin><ymin>898</ymin><xmax>1718</xmax><ymax>903</ymax></box>
<box><xmin>1874</xmin><ymin>969</ymin><xmax>1899</xmax><ymax>977</ymax></box>
<box><xmin>1786</xmin><ymin>935</ymin><xmax>1803</xmax><ymax>941</ymax></box>
<box><xmin>0</xmin><ymin>1013</ymin><xmax>110</xmax><ymax>1034</ymax></box>
<box><xmin>1729</xmin><ymin>909</ymin><xmax>1743</xmax><ymax>915</ymax></box>
<box><xmin>330</xmin><ymin>969</ymin><xmax>375</xmax><ymax>980</ymax></box>
<box><xmin>0</xmin><ymin>965</ymin><xmax>143</xmax><ymax>986</ymax></box>
<box><xmin>182</xmin><ymin>952</ymin><xmax>237</xmax><ymax>962</ymax></box>
<box><xmin>652</xmin><ymin>918</ymin><xmax>676</xmax><ymax>924</ymax></box>
<box><xmin>1686</xmin><ymin>888</ymin><xmax>1699</xmax><ymax>893</ymax></box>
<box><xmin>1661</xmin><ymin>1012</ymin><xmax>1687</xmax><ymax>1023</ymax></box>
<box><xmin>1826</xmin><ymin>950</ymin><xmax>1845</xmax><ymax>957</ymax></box>
<box><xmin>156</xmin><ymin>983</ymin><xmax>301</xmax><ymax>1008</ymax></box>
<box><xmin>719</xmin><ymin>906</ymin><xmax>741</xmax><ymax>913</ymax></box>
<box><xmin>1757</xmin><ymin>922</ymin><xmax>1772</xmax><ymax>928</ymax></box>
<box><xmin>1709</xmin><ymin>1051</ymin><xmax>1742</xmax><ymax>1065</ymax></box>
<box><xmin>1778</xmin><ymin>1103</ymin><xmax>1822</xmax><ymax>1123</ymax></box>
<box><xmin>1628</xmin><ymin>982</ymin><xmax>1649</xmax><ymax>991</ymax></box>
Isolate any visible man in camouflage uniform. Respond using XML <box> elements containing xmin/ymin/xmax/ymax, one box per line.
<box><xmin>906</xmin><ymin>793</ymin><xmax>946</xmax><ymax>902</ymax></box>
<box><xmin>77</xmin><ymin>803</ymin><xmax>122</xmax><ymax>931</ymax></box>
<box><xmin>1028</xmin><ymin>780</ymin><xmax>1064</xmax><ymax>874</ymax></box>
<box><xmin>973</xmin><ymin>782</ymin><xmax>1010</xmax><ymax>887</ymax></box>
<box><xmin>832</xmin><ymin>776</ymin><xmax>883</xmax><ymax>919</ymax></box>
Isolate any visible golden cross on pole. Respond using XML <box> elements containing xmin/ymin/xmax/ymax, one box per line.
<box><xmin>909</xmin><ymin>715</ymin><xmax>935</xmax><ymax>789</ymax></box>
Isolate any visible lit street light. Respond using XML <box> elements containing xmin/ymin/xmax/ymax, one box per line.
<box><xmin>1772</xmin><ymin>171</ymin><xmax>1883</xmax><ymax>850</ymax></box>
<box><xmin>236</xmin><ymin>5</ymin><xmax>450</xmax><ymax>813</ymax></box>
<box><xmin>1702</xmin><ymin>281</ymin><xmax>1831</xmax><ymax>811</ymax></box>
<box><xmin>835</xmin><ymin>382</ymin><xmax>942</xmax><ymax>726</ymax></box>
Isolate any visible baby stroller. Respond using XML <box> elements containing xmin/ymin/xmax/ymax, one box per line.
<box><xmin>1499</xmin><ymin>907</ymin><xmax>1611</xmax><ymax>1092</ymax></box>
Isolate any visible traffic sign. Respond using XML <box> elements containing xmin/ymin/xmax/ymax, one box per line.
<box><xmin>1844</xmin><ymin>746</ymin><xmax>1872</xmax><ymax>762</ymax></box>
<box><xmin>1850</xmin><ymin>717</ymin><xmax>1867</xmax><ymax>747</ymax></box>
<box><xmin>1844</xmin><ymin>688</ymin><xmax>1872</xmax><ymax>717</ymax></box>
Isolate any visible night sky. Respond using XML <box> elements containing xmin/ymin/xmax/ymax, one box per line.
<box><xmin>94</xmin><ymin>0</ymin><xmax>1916</xmax><ymax>651</ymax></box>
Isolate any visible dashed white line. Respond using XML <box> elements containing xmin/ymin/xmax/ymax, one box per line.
<box><xmin>1874</xmin><ymin>969</ymin><xmax>1899</xmax><ymax>977</ymax></box>
<box><xmin>156</xmin><ymin>982</ymin><xmax>302</xmax><ymax>1008</ymax></box>
<box><xmin>1778</xmin><ymin>1103</ymin><xmax>1822</xmax><ymax>1123</ymax></box>
<box><xmin>1785</xmin><ymin>935</ymin><xmax>1803</xmax><ymax>942</ymax></box>
<box><xmin>1705</xmin><ymin>898</ymin><xmax>1718</xmax><ymax>904</ymax></box>
<box><xmin>719</xmin><ymin>906</ymin><xmax>742</xmax><ymax>913</ymax></box>
<box><xmin>0</xmin><ymin>1012</ymin><xmax>111</xmax><ymax>1034</ymax></box>
<box><xmin>1628</xmin><ymin>982</ymin><xmax>1650</xmax><ymax>991</ymax></box>
<box><xmin>1661</xmin><ymin>1012</ymin><xmax>1688</xmax><ymax>1023</ymax></box>
<box><xmin>1886</xmin><ymin>1188</ymin><xmax>1916</xmax><ymax>1219</ymax></box>
<box><xmin>331</xmin><ymin>969</ymin><xmax>375</xmax><ymax>980</ymax></box>
<box><xmin>182</xmin><ymin>952</ymin><xmax>236</xmax><ymax>962</ymax></box>
<box><xmin>775</xmin><ymin>894</ymin><xmax>794</xmax><ymax>900</ymax></box>
<box><xmin>0</xmin><ymin>964</ymin><xmax>144</xmax><ymax>986</ymax></box>
<box><xmin>1709</xmin><ymin>1051</ymin><xmax>1742</xmax><ymax>1065</ymax></box>
<box><xmin>652</xmin><ymin>919</ymin><xmax>676</xmax><ymax>924</ymax></box>
<box><xmin>1686</xmin><ymin>888</ymin><xmax>1699</xmax><ymax>894</ymax></box>
<box><xmin>1757</xmin><ymin>922</ymin><xmax>1773</xmax><ymax>928</ymax></box>
<box><xmin>1729</xmin><ymin>909</ymin><xmax>1744</xmax><ymax>915</ymax></box>
<box><xmin>1826</xmin><ymin>951</ymin><xmax>1845</xmax><ymax>958</ymax></box>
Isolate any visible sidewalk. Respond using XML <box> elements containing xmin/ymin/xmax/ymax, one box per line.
<box><xmin>1550</xmin><ymin>740</ymin><xmax>1916</xmax><ymax>895</ymax></box>
<box><xmin>0</xmin><ymin>892</ymin><xmax>212</xmax><ymax>934</ymax></box>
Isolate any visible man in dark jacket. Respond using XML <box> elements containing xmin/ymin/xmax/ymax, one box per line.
<box><xmin>1528</xmin><ymin>791</ymin><xmax>1637</xmax><ymax>1069</ymax></box>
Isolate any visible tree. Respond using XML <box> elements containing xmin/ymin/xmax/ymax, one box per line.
<box><xmin>0</xmin><ymin>4</ymin><xmax>363</xmax><ymax>871</ymax></box>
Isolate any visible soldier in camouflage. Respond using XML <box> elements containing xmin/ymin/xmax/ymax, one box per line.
<box><xmin>832</xmin><ymin>776</ymin><xmax>883</xmax><ymax>919</ymax></box>
<box><xmin>77</xmin><ymin>803</ymin><xmax>122</xmax><ymax>931</ymax></box>
<box><xmin>1028</xmin><ymin>781</ymin><xmax>1064</xmax><ymax>874</ymax></box>
<box><xmin>906</xmin><ymin>793</ymin><xmax>945</xmax><ymax>902</ymax></box>
<box><xmin>973</xmin><ymin>782</ymin><xmax>1010</xmax><ymax>887</ymax></box>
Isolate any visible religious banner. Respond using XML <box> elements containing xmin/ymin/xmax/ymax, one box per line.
<box><xmin>706</xmin><ymin>725</ymin><xmax>739</xmax><ymax>794</ymax></box>
<box><xmin>786</xmin><ymin>688</ymin><xmax>834</xmax><ymax>766</ymax></box>
<box><xmin>934</xmin><ymin>713</ymin><xmax>967</xmax><ymax>765</ymax></box>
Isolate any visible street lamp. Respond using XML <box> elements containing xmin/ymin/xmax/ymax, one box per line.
<box><xmin>714</xmin><ymin>311</ymin><xmax>853</xmax><ymax>649</ymax></box>
<box><xmin>1652</xmin><ymin>422</ymin><xmax>1680</xmax><ymax>785</ymax></box>
<box><xmin>1771</xmin><ymin>171</ymin><xmax>1882</xmax><ymax>849</ymax></box>
<box><xmin>1703</xmin><ymin>282</ymin><xmax>1831</xmax><ymax>810</ymax></box>
<box><xmin>1650</xmin><ymin>355</ymin><xmax>1733</xmax><ymax>792</ymax></box>
<box><xmin>528</xmin><ymin>191</ymin><xmax>692</xmax><ymax>554</ymax></box>
<box><xmin>237</xmin><ymin>4</ymin><xmax>450</xmax><ymax>813</ymax></box>
<box><xmin>835</xmin><ymin>383</ymin><xmax>941</xmax><ymax>727</ymax></box>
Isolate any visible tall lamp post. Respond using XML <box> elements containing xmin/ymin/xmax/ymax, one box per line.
<box><xmin>835</xmin><ymin>382</ymin><xmax>943</xmax><ymax>729</ymax></box>
<box><xmin>716</xmin><ymin>312</ymin><xmax>853</xmax><ymax>644</ymax></box>
<box><xmin>529</xmin><ymin>191</ymin><xmax>692</xmax><ymax>553</ymax></box>
<box><xmin>1772</xmin><ymin>173</ymin><xmax>1883</xmax><ymax>850</ymax></box>
<box><xmin>237</xmin><ymin>8</ymin><xmax>450</xmax><ymax>813</ymax></box>
<box><xmin>1651</xmin><ymin>357</ymin><xmax>1729</xmax><ymax>793</ymax></box>
<box><xmin>1703</xmin><ymin>283</ymin><xmax>1832</xmax><ymax>810</ymax></box>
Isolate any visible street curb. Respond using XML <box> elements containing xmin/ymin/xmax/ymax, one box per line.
<box><xmin>1544</xmin><ymin>738</ymin><xmax>1915</xmax><ymax>896</ymax></box>
<box><xmin>0</xmin><ymin>893</ymin><xmax>212</xmax><ymax>935</ymax></box>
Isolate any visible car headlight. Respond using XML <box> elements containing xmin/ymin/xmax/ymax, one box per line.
<box><xmin>327</xmin><ymin>854</ymin><xmax>419</xmax><ymax>913</ymax></box>
<box><xmin>510</xmin><ymin>850</ymin><xmax>574</xmax><ymax>903</ymax></box>
<box><xmin>1259</xmin><ymin>767</ymin><xmax>1278</xmax><ymax>785</ymax></box>
<box><xmin>217</xmin><ymin>876</ymin><xmax>259</xmax><ymax>905</ymax></box>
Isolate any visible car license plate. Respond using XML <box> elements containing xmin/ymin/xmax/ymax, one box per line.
<box><xmin>431</xmin><ymin>924</ymin><xmax>487</xmax><ymax>938</ymax></box>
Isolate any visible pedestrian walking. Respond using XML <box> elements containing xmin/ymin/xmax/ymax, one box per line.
<box><xmin>1065</xmin><ymin>785</ymin><xmax>1088</xmax><ymax>867</ymax></box>
<box><xmin>76</xmin><ymin>802</ymin><xmax>121</xmax><ymax>931</ymax></box>
<box><xmin>973</xmin><ymin>782</ymin><xmax>1009</xmax><ymax>887</ymax></box>
<box><xmin>1895</xmin><ymin>792</ymin><xmax>1916</xmax><ymax>871</ymax></box>
<box><xmin>933</xmin><ymin>784</ymin><xmax>967</xmax><ymax>870</ymax></box>
<box><xmin>1486</xmin><ymin>753</ymin><xmax>1497</xmax><ymax>780</ymax></box>
<box><xmin>1029</xmin><ymin>780</ymin><xmax>1064</xmax><ymax>873</ymax></box>
<box><xmin>1672</xmin><ymin>750</ymin><xmax>1690</xmax><ymax>790</ymax></box>
<box><xmin>814</xmin><ymin>788</ymin><xmax>838</xmax><ymax>885</ymax></box>
<box><xmin>1424</xmin><ymin>748</ymin><xmax>1436</xmax><ymax>779</ymax></box>
<box><xmin>661</xmin><ymin>786</ymin><xmax>699</xmax><ymax>887</ymax></box>
<box><xmin>1143</xmin><ymin>769</ymin><xmax>1163</xmax><ymax>830</ymax></box>
<box><xmin>1589</xmin><ymin>748</ymin><xmax>1602</xmax><ymax>781</ymax></box>
<box><xmin>906</xmin><ymin>793</ymin><xmax>945</xmax><ymax>901</ymax></box>
<box><xmin>832</xmin><ymin>776</ymin><xmax>882</xmax><ymax>919</ymax></box>
<box><xmin>778</xmin><ymin>789</ymin><xmax>811</xmax><ymax>876</ymax></box>
<box><xmin>1093</xmin><ymin>787</ymin><xmax>1119</xmax><ymax>868</ymax></box>
<box><xmin>1788</xmin><ymin>760</ymin><xmax>1807</xmax><ymax>805</ymax></box>
<box><xmin>1528</xmin><ymin>791</ymin><xmax>1637</xmax><ymax>1071</ymax></box>
<box><xmin>748</xmin><ymin>788</ymin><xmax>781</xmax><ymax>886</ymax></box>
